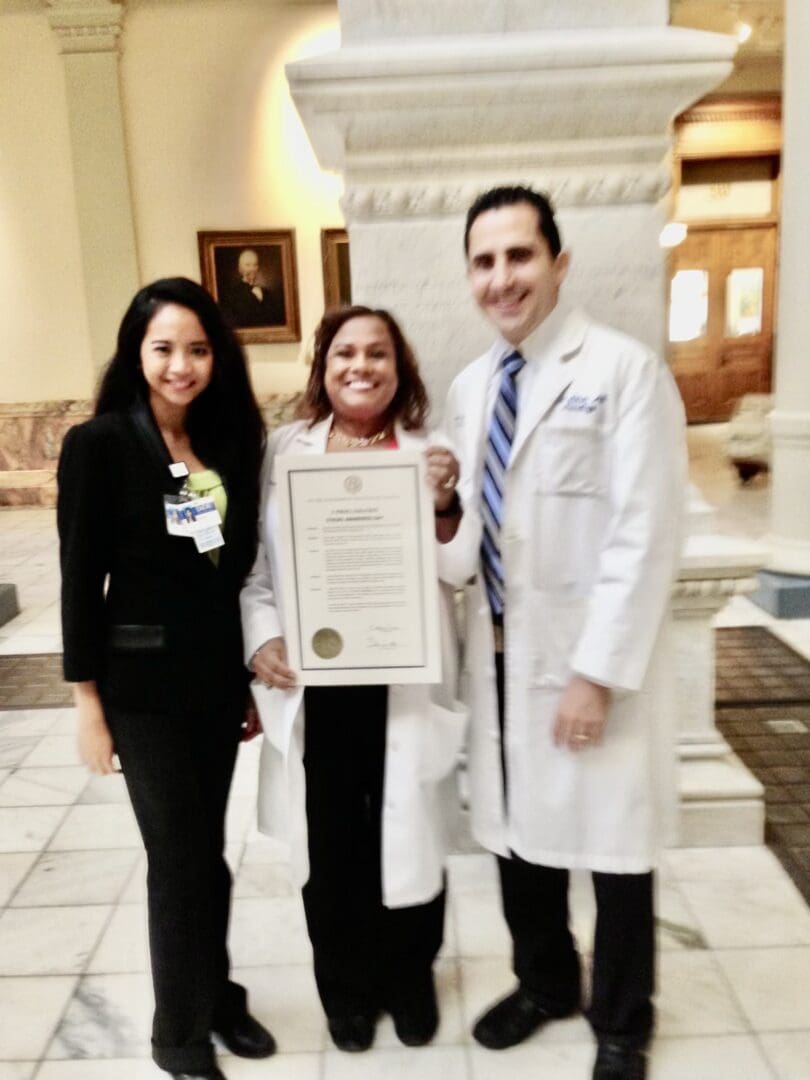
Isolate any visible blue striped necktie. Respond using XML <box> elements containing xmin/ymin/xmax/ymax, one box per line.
<box><xmin>481</xmin><ymin>349</ymin><xmax>526</xmax><ymax>615</ymax></box>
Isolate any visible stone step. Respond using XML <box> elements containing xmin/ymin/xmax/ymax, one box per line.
<box><xmin>0</xmin><ymin>583</ymin><xmax>20</xmax><ymax>627</ymax></box>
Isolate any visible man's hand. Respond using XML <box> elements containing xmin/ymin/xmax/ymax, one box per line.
<box><xmin>553</xmin><ymin>675</ymin><xmax>610</xmax><ymax>751</ymax></box>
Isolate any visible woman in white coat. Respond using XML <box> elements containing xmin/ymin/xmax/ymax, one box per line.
<box><xmin>240</xmin><ymin>306</ymin><xmax>466</xmax><ymax>1054</ymax></box>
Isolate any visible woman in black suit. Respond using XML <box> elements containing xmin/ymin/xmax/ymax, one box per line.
<box><xmin>57</xmin><ymin>278</ymin><xmax>272</xmax><ymax>1080</ymax></box>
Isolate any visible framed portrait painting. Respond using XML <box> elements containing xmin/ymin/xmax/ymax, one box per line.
<box><xmin>198</xmin><ymin>229</ymin><xmax>301</xmax><ymax>344</ymax></box>
<box><xmin>321</xmin><ymin>228</ymin><xmax>352</xmax><ymax>310</ymax></box>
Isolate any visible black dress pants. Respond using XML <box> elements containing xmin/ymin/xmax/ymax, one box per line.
<box><xmin>301</xmin><ymin>685</ymin><xmax>445</xmax><ymax>1019</ymax></box>
<box><xmin>107</xmin><ymin>701</ymin><xmax>245</xmax><ymax>1074</ymax></box>
<box><xmin>494</xmin><ymin>652</ymin><xmax>655</xmax><ymax>1048</ymax></box>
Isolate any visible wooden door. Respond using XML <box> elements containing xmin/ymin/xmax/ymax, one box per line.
<box><xmin>667</xmin><ymin>224</ymin><xmax>776</xmax><ymax>422</ymax></box>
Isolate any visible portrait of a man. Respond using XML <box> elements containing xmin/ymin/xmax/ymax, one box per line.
<box><xmin>218</xmin><ymin>247</ymin><xmax>286</xmax><ymax>329</ymax></box>
<box><xmin>198</xmin><ymin>230</ymin><xmax>301</xmax><ymax>343</ymax></box>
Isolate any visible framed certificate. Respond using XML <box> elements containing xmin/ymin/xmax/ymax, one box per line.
<box><xmin>275</xmin><ymin>450</ymin><xmax>441</xmax><ymax>685</ymax></box>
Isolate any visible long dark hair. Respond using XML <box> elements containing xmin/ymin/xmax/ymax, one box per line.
<box><xmin>96</xmin><ymin>277</ymin><xmax>265</xmax><ymax>556</ymax></box>
<box><xmin>297</xmin><ymin>305</ymin><xmax>429</xmax><ymax>431</ymax></box>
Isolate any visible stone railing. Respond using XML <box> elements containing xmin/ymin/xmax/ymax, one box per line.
<box><xmin>0</xmin><ymin>394</ymin><xmax>303</xmax><ymax>507</ymax></box>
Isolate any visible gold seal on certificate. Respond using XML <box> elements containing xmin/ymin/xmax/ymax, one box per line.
<box><xmin>275</xmin><ymin>450</ymin><xmax>442</xmax><ymax>686</ymax></box>
<box><xmin>312</xmin><ymin>627</ymin><xmax>343</xmax><ymax>659</ymax></box>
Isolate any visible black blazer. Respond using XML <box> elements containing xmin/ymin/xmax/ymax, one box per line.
<box><xmin>57</xmin><ymin>406</ymin><xmax>257</xmax><ymax>714</ymax></box>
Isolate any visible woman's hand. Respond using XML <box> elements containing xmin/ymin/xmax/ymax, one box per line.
<box><xmin>74</xmin><ymin>681</ymin><xmax>117</xmax><ymax>775</ymax></box>
<box><xmin>252</xmin><ymin>636</ymin><xmax>297</xmax><ymax>690</ymax></box>
<box><xmin>425</xmin><ymin>446</ymin><xmax>460</xmax><ymax>513</ymax></box>
<box><xmin>241</xmin><ymin>692</ymin><xmax>263</xmax><ymax>741</ymax></box>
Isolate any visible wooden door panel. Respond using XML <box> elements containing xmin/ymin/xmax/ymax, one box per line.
<box><xmin>668</xmin><ymin>224</ymin><xmax>775</xmax><ymax>422</ymax></box>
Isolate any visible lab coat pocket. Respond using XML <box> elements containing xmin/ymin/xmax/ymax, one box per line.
<box><xmin>536</xmin><ymin>424</ymin><xmax>602</xmax><ymax>496</ymax></box>
<box><xmin>421</xmin><ymin>700</ymin><xmax>468</xmax><ymax>782</ymax></box>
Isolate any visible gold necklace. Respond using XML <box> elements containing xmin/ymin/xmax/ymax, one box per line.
<box><xmin>328</xmin><ymin>426</ymin><xmax>390</xmax><ymax>448</ymax></box>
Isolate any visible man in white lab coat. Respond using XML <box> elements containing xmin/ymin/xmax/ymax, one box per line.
<box><xmin>438</xmin><ymin>187</ymin><xmax>687</xmax><ymax>1080</ymax></box>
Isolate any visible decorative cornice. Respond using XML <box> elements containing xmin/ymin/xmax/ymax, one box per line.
<box><xmin>340</xmin><ymin>167</ymin><xmax>671</xmax><ymax>222</ymax></box>
<box><xmin>45</xmin><ymin>1</ymin><xmax>124</xmax><ymax>54</ymax></box>
<box><xmin>678</xmin><ymin>95</ymin><xmax>781</xmax><ymax>125</ymax></box>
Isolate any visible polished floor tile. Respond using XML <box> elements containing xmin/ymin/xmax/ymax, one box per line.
<box><xmin>468</xmin><ymin>1041</ymin><xmax>595</xmax><ymax>1080</ymax></box>
<box><xmin>680</xmin><ymin>873</ymin><xmax>810</xmax><ymax>948</ymax></box>
<box><xmin>0</xmin><ymin>806</ymin><xmax>67</xmax><ymax>852</ymax></box>
<box><xmin>46</xmin><ymin>973</ymin><xmax>153</xmax><ymax>1060</ymax></box>
<box><xmin>715</xmin><ymin>947</ymin><xmax>810</xmax><ymax>1031</ymax></box>
<box><xmin>0</xmin><ymin>851</ymin><xmax>37</xmax><ymax>905</ymax></box>
<box><xmin>0</xmin><ymin>904</ymin><xmax>110</xmax><ymax>975</ymax></box>
<box><xmin>229</xmin><ymin>896</ymin><xmax>313</xmax><ymax>966</ymax></box>
<box><xmin>11</xmin><ymin>849</ymin><xmax>139</xmax><ymax>907</ymax></box>
<box><xmin>87</xmin><ymin>904</ymin><xmax>148</xmax><ymax>974</ymax></box>
<box><xmin>47</xmin><ymin>804</ymin><xmax>140</xmax><ymax>851</ymax></box>
<box><xmin>323</xmin><ymin>1045</ymin><xmax>469</xmax><ymax>1080</ymax></box>
<box><xmin>229</xmin><ymin>964</ymin><xmax>325</xmax><ymax>1054</ymax></box>
<box><xmin>0</xmin><ymin>975</ymin><xmax>77</xmax><ymax>1058</ymax></box>
<box><xmin>33</xmin><ymin>1062</ymin><xmax>160</xmax><ymax>1079</ymax></box>
<box><xmin>655</xmin><ymin>952</ymin><xmax>749</xmax><ymax>1037</ymax></box>
<box><xmin>0</xmin><ymin>1064</ymin><xmax>35</xmax><ymax>1080</ymax></box>
<box><xmin>758</xmin><ymin>1031</ymin><xmax>810</xmax><ymax>1079</ymax></box>
<box><xmin>649</xmin><ymin>1034</ymin><xmax>773</xmax><ymax>1079</ymax></box>
<box><xmin>0</xmin><ymin>767</ymin><xmax>88</xmax><ymax>808</ymax></box>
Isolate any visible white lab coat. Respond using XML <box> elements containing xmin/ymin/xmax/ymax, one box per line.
<box><xmin>239</xmin><ymin>416</ymin><xmax>468</xmax><ymax>907</ymax></box>
<box><xmin>439</xmin><ymin>306</ymin><xmax>687</xmax><ymax>873</ymax></box>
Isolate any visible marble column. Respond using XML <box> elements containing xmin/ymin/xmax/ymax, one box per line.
<box><xmin>756</xmin><ymin>0</ymin><xmax>810</xmax><ymax>610</ymax></box>
<box><xmin>288</xmin><ymin>0</ymin><xmax>736</xmax><ymax>406</ymax></box>
<box><xmin>288</xmin><ymin>1</ymin><xmax>766</xmax><ymax>845</ymax></box>
<box><xmin>46</xmin><ymin>0</ymin><xmax>140</xmax><ymax>371</ymax></box>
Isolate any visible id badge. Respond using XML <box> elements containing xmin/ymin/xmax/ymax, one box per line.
<box><xmin>164</xmin><ymin>494</ymin><xmax>225</xmax><ymax>551</ymax></box>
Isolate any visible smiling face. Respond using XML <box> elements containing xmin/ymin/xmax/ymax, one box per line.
<box><xmin>466</xmin><ymin>201</ymin><xmax>569</xmax><ymax>346</ymax></box>
<box><xmin>323</xmin><ymin>315</ymin><xmax>399</xmax><ymax>430</ymax></box>
<box><xmin>140</xmin><ymin>303</ymin><xmax>213</xmax><ymax>420</ymax></box>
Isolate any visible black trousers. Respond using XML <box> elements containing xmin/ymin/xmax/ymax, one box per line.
<box><xmin>107</xmin><ymin>701</ymin><xmax>246</xmax><ymax>1074</ymax></box>
<box><xmin>301</xmin><ymin>684</ymin><xmax>445</xmax><ymax>1019</ymax></box>
<box><xmin>494</xmin><ymin>652</ymin><xmax>655</xmax><ymax>1047</ymax></box>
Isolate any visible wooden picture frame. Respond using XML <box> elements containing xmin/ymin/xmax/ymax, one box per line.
<box><xmin>321</xmin><ymin>228</ymin><xmax>352</xmax><ymax>310</ymax></box>
<box><xmin>197</xmin><ymin>229</ymin><xmax>301</xmax><ymax>343</ymax></box>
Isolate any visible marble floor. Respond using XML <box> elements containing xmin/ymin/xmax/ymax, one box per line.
<box><xmin>1</xmin><ymin>427</ymin><xmax>810</xmax><ymax>1079</ymax></box>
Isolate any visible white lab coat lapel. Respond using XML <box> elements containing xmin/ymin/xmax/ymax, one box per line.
<box><xmin>509</xmin><ymin>309</ymin><xmax>588</xmax><ymax>465</ymax></box>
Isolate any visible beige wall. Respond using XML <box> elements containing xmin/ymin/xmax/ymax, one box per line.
<box><xmin>121</xmin><ymin>0</ymin><xmax>342</xmax><ymax>396</ymax></box>
<box><xmin>0</xmin><ymin>11</ymin><xmax>94</xmax><ymax>401</ymax></box>
<box><xmin>0</xmin><ymin>0</ymin><xmax>341</xmax><ymax>404</ymax></box>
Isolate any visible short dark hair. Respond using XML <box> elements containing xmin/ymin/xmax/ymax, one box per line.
<box><xmin>464</xmin><ymin>185</ymin><xmax>562</xmax><ymax>258</ymax></box>
<box><xmin>298</xmin><ymin>305</ymin><xmax>429</xmax><ymax>431</ymax></box>
<box><xmin>95</xmin><ymin>276</ymin><xmax>265</xmax><ymax>521</ymax></box>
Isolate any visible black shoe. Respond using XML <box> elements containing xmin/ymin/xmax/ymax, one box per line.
<box><xmin>390</xmin><ymin>982</ymin><xmax>439</xmax><ymax>1047</ymax></box>
<box><xmin>212</xmin><ymin>1012</ymin><xmax>276</xmax><ymax>1058</ymax></box>
<box><xmin>472</xmin><ymin>986</ymin><xmax>570</xmax><ymax>1050</ymax></box>
<box><xmin>171</xmin><ymin>1068</ymin><xmax>227</xmax><ymax>1080</ymax></box>
<box><xmin>592</xmin><ymin>1040</ymin><xmax>648</xmax><ymax>1079</ymax></box>
<box><xmin>327</xmin><ymin>1013</ymin><xmax>377</xmax><ymax>1052</ymax></box>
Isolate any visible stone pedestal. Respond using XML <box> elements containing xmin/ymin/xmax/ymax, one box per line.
<box><xmin>288</xmin><ymin>1</ymin><xmax>735</xmax><ymax>405</ymax></box>
<box><xmin>675</xmin><ymin>535</ymin><xmax>766</xmax><ymax>846</ymax></box>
